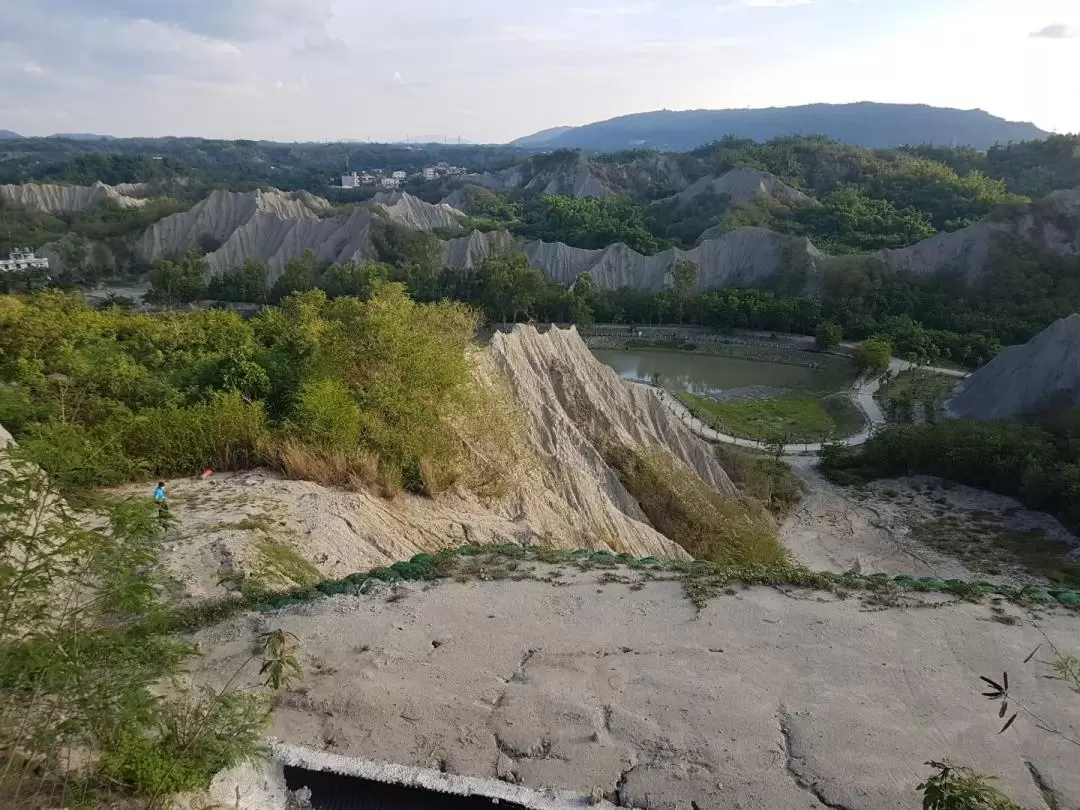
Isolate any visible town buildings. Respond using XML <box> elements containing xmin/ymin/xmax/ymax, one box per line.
<box><xmin>0</xmin><ymin>247</ymin><xmax>49</xmax><ymax>273</ymax></box>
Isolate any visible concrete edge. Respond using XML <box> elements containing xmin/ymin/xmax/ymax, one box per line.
<box><xmin>211</xmin><ymin>741</ymin><xmax>624</xmax><ymax>809</ymax></box>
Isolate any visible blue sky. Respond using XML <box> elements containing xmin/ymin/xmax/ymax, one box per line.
<box><xmin>0</xmin><ymin>0</ymin><xmax>1076</xmax><ymax>141</ymax></box>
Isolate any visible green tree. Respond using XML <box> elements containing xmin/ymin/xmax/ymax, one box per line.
<box><xmin>317</xmin><ymin>262</ymin><xmax>390</xmax><ymax>300</ymax></box>
<box><xmin>146</xmin><ymin>250</ymin><xmax>207</xmax><ymax>306</ymax></box>
<box><xmin>814</xmin><ymin>321</ymin><xmax>843</xmax><ymax>351</ymax></box>
<box><xmin>479</xmin><ymin>252</ymin><xmax>545</xmax><ymax>324</ymax></box>
<box><xmin>519</xmin><ymin>194</ymin><xmax>663</xmax><ymax>254</ymax></box>
<box><xmin>854</xmin><ymin>338</ymin><xmax>892</xmax><ymax>375</ymax></box>
<box><xmin>570</xmin><ymin>271</ymin><xmax>600</xmax><ymax>326</ymax></box>
<box><xmin>269</xmin><ymin>250</ymin><xmax>319</xmax><ymax>303</ymax></box>
<box><xmin>669</xmin><ymin>260</ymin><xmax>699</xmax><ymax>325</ymax></box>
<box><xmin>207</xmin><ymin>259</ymin><xmax>269</xmax><ymax>303</ymax></box>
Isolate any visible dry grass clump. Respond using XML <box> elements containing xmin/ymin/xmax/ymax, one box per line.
<box><xmin>605</xmin><ymin>444</ymin><xmax>787</xmax><ymax>567</ymax></box>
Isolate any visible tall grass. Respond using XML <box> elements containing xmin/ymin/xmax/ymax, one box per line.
<box><xmin>605</xmin><ymin>444</ymin><xmax>788</xmax><ymax>566</ymax></box>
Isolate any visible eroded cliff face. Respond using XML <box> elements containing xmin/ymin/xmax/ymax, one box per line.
<box><xmin>652</xmin><ymin>167</ymin><xmax>814</xmax><ymax>208</ymax></box>
<box><xmin>133</xmin><ymin>190</ymin><xmax>465</xmax><ymax>279</ymax></box>
<box><xmin>442</xmin><ymin>226</ymin><xmax>822</xmax><ymax>292</ymax></box>
<box><xmin>880</xmin><ymin>187</ymin><xmax>1080</xmax><ymax>280</ymax></box>
<box><xmin>465</xmin><ymin>151</ymin><xmax>617</xmax><ymax>199</ymax></box>
<box><xmin>129</xmin><ymin>326</ymin><xmax>763</xmax><ymax>600</ymax></box>
<box><xmin>0</xmin><ymin>181</ymin><xmax>152</xmax><ymax>214</ymax></box>
<box><xmin>949</xmin><ymin>313</ymin><xmax>1080</xmax><ymax>420</ymax></box>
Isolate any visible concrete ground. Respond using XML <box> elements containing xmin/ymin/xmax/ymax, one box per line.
<box><xmin>194</xmin><ymin>567</ymin><xmax>1080</xmax><ymax>810</ymax></box>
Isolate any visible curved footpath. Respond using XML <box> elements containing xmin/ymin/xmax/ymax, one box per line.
<box><xmin>646</xmin><ymin>358</ymin><xmax>968</xmax><ymax>456</ymax></box>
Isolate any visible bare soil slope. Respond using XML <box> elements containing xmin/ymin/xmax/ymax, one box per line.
<box><xmin>949</xmin><ymin>313</ymin><xmax>1080</xmax><ymax>420</ymax></box>
<box><xmin>196</xmin><ymin>570</ymin><xmax>1080</xmax><ymax>810</ymax></box>
<box><xmin>139</xmin><ymin>326</ymin><xmax>754</xmax><ymax>600</ymax></box>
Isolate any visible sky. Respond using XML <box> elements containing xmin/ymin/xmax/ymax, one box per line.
<box><xmin>0</xmin><ymin>0</ymin><xmax>1077</xmax><ymax>142</ymax></box>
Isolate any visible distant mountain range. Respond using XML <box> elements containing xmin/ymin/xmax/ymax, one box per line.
<box><xmin>510</xmin><ymin>103</ymin><xmax>1051</xmax><ymax>152</ymax></box>
<box><xmin>0</xmin><ymin>131</ymin><xmax>117</xmax><ymax>141</ymax></box>
<box><xmin>47</xmin><ymin>133</ymin><xmax>117</xmax><ymax>141</ymax></box>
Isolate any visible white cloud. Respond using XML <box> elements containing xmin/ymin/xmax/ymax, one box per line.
<box><xmin>719</xmin><ymin>0</ymin><xmax>815</xmax><ymax>9</ymax></box>
<box><xmin>1030</xmin><ymin>23</ymin><xmax>1077</xmax><ymax>38</ymax></box>
<box><xmin>570</xmin><ymin>2</ymin><xmax>656</xmax><ymax>16</ymax></box>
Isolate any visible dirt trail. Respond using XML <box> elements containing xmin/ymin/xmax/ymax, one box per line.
<box><xmin>779</xmin><ymin>459</ymin><xmax>972</xmax><ymax>577</ymax></box>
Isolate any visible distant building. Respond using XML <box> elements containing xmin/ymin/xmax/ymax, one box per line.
<box><xmin>391</xmin><ymin>170</ymin><xmax>407</xmax><ymax>180</ymax></box>
<box><xmin>422</xmin><ymin>167</ymin><xmax>437</xmax><ymax>181</ymax></box>
<box><xmin>0</xmin><ymin>247</ymin><xmax>49</xmax><ymax>273</ymax></box>
<box><xmin>380</xmin><ymin>177</ymin><xmax>401</xmax><ymax>189</ymax></box>
<box><xmin>341</xmin><ymin>171</ymin><xmax>361</xmax><ymax>189</ymax></box>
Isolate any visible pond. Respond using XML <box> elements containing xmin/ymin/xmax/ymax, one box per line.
<box><xmin>590</xmin><ymin>347</ymin><xmax>849</xmax><ymax>397</ymax></box>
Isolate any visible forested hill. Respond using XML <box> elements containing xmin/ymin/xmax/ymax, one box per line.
<box><xmin>511</xmin><ymin>103</ymin><xmax>1051</xmax><ymax>152</ymax></box>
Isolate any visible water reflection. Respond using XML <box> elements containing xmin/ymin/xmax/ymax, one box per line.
<box><xmin>590</xmin><ymin>348</ymin><xmax>842</xmax><ymax>397</ymax></box>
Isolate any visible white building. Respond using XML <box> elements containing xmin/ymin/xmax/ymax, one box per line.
<box><xmin>422</xmin><ymin>167</ymin><xmax>437</xmax><ymax>181</ymax></box>
<box><xmin>341</xmin><ymin>171</ymin><xmax>361</xmax><ymax>189</ymax></box>
<box><xmin>0</xmin><ymin>248</ymin><xmax>49</xmax><ymax>273</ymax></box>
<box><xmin>380</xmin><ymin>177</ymin><xmax>401</xmax><ymax>190</ymax></box>
<box><xmin>391</xmin><ymin>170</ymin><xmax>407</xmax><ymax>180</ymax></box>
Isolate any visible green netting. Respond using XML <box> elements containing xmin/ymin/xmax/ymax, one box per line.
<box><xmin>1022</xmin><ymin>587</ymin><xmax>1053</xmax><ymax>603</ymax></box>
<box><xmin>224</xmin><ymin>544</ymin><xmax>1080</xmax><ymax>617</ymax></box>
<box><xmin>390</xmin><ymin>561</ymin><xmax>430</xmax><ymax>581</ymax></box>
<box><xmin>317</xmin><ymin>581</ymin><xmax>354</xmax><ymax>596</ymax></box>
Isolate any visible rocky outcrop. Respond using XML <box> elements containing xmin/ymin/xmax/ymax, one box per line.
<box><xmin>441</xmin><ymin>227</ymin><xmax>822</xmax><ymax>292</ymax></box>
<box><xmin>466</xmin><ymin>151</ymin><xmax>616</xmax><ymax>199</ymax></box>
<box><xmin>491</xmin><ymin>325</ymin><xmax>739</xmax><ymax>499</ymax></box>
<box><xmin>441</xmin><ymin>229</ymin><xmax>517</xmax><ymax>269</ymax></box>
<box><xmin>881</xmin><ymin>188</ymin><xmax>1080</xmax><ymax>280</ymax></box>
<box><xmin>139</xmin><ymin>326</ymin><xmax>758</xmax><ymax>599</ymax></box>
<box><xmin>0</xmin><ymin>181</ymin><xmax>152</xmax><ymax>214</ymax></box>
<box><xmin>134</xmin><ymin>189</ymin><xmax>465</xmax><ymax>280</ymax></box>
<box><xmin>949</xmin><ymin>313</ymin><xmax>1080</xmax><ymax>420</ymax></box>
<box><xmin>653</xmin><ymin>167</ymin><xmax>814</xmax><ymax>208</ymax></box>
<box><xmin>369</xmin><ymin>191</ymin><xmax>465</xmax><ymax>231</ymax></box>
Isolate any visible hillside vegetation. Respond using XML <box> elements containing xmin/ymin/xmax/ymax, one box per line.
<box><xmin>0</xmin><ymin>287</ymin><xmax>490</xmax><ymax>495</ymax></box>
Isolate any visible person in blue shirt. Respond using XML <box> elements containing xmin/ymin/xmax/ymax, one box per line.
<box><xmin>154</xmin><ymin>481</ymin><xmax>168</xmax><ymax>524</ymax></box>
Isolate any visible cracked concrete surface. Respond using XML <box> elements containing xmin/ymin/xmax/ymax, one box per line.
<box><xmin>193</xmin><ymin>568</ymin><xmax>1080</xmax><ymax>809</ymax></box>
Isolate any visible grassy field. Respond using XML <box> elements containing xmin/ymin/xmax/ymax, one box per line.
<box><xmin>911</xmin><ymin>516</ymin><xmax>1080</xmax><ymax>589</ymax></box>
<box><xmin>677</xmin><ymin>390</ymin><xmax>865</xmax><ymax>443</ymax></box>
<box><xmin>876</xmin><ymin>370</ymin><xmax>958</xmax><ymax>424</ymax></box>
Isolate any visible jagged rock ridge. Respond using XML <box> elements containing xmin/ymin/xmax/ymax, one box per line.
<box><xmin>949</xmin><ymin>313</ymin><xmax>1080</xmax><ymax>420</ymax></box>
<box><xmin>443</xmin><ymin>227</ymin><xmax>822</xmax><ymax>292</ymax></box>
<box><xmin>134</xmin><ymin>189</ymin><xmax>465</xmax><ymax>279</ymax></box>
<box><xmin>881</xmin><ymin>187</ymin><xmax>1080</xmax><ymax>280</ymax></box>
<box><xmin>652</xmin><ymin>167</ymin><xmax>814</xmax><ymax>208</ymax></box>
<box><xmin>465</xmin><ymin>151</ymin><xmax>616</xmax><ymax>199</ymax></box>
<box><xmin>0</xmin><ymin>180</ymin><xmax>153</xmax><ymax>214</ymax></box>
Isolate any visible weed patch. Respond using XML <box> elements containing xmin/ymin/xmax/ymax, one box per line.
<box><xmin>678</xmin><ymin>390</ymin><xmax>862</xmax><ymax>443</ymax></box>
<box><xmin>910</xmin><ymin>519</ymin><xmax>1080</xmax><ymax>589</ymax></box>
<box><xmin>604</xmin><ymin>445</ymin><xmax>787</xmax><ymax>566</ymax></box>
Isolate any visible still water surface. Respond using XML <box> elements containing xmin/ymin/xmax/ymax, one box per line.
<box><xmin>590</xmin><ymin>348</ymin><xmax>844</xmax><ymax>396</ymax></box>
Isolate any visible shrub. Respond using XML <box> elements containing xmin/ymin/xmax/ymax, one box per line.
<box><xmin>115</xmin><ymin>392</ymin><xmax>269</xmax><ymax>477</ymax></box>
<box><xmin>290</xmin><ymin>377</ymin><xmax>361</xmax><ymax>452</ymax></box>
<box><xmin>605</xmin><ymin>445</ymin><xmax>787</xmax><ymax>566</ymax></box>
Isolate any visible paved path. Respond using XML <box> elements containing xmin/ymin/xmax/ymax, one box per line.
<box><xmin>645</xmin><ymin>358</ymin><xmax>968</xmax><ymax>456</ymax></box>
